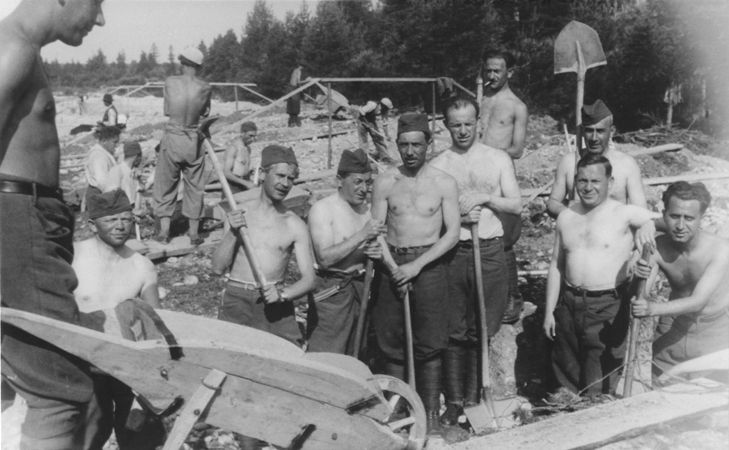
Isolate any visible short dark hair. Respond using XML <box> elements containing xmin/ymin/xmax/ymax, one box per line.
<box><xmin>483</xmin><ymin>49</ymin><xmax>515</xmax><ymax>69</ymax></box>
<box><xmin>662</xmin><ymin>181</ymin><xmax>711</xmax><ymax>214</ymax></box>
<box><xmin>576</xmin><ymin>153</ymin><xmax>612</xmax><ymax>178</ymax></box>
<box><xmin>94</xmin><ymin>125</ymin><xmax>121</xmax><ymax>141</ymax></box>
<box><xmin>443</xmin><ymin>95</ymin><xmax>480</xmax><ymax>125</ymax></box>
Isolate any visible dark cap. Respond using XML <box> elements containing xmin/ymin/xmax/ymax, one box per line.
<box><xmin>240</xmin><ymin>121</ymin><xmax>257</xmax><ymax>133</ymax></box>
<box><xmin>261</xmin><ymin>145</ymin><xmax>297</xmax><ymax>168</ymax></box>
<box><xmin>103</xmin><ymin>93</ymin><xmax>113</xmax><ymax>104</ymax></box>
<box><xmin>123</xmin><ymin>141</ymin><xmax>142</xmax><ymax>158</ymax></box>
<box><xmin>581</xmin><ymin>99</ymin><xmax>612</xmax><ymax>126</ymax></box>
<box><xmin>397</xmin><ymin>113</ymin><xmax>430</xmax><ymax>140</ymax></box>
<box><xmin>338</xmin><ymin>148</ymin><xmax>371</xmax><ymax>174</ymax></box>
<box><xmin>87</xmin><ymin>188</ymin><xmax>132</xmax><ymax>220</ymax></box>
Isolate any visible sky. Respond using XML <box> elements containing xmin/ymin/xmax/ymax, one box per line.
<box><xmin>0</xmin><ymin>0</ymin><xmax>317</xmax><ymax>63</ymax></box>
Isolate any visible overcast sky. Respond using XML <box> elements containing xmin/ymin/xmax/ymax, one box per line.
<box><xmin>0</xmin><ymin>0</ymin><xmax>316</xmax><ymax>63</ymax></box>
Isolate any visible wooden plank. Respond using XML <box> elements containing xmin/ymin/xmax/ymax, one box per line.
<box><xmin>645</xmin><ymin>172</ymin><xmax>729</xmax><ymax>186</ymax></box>
<box><xmin>318</xmin><ymin>77</ymin><xmax>437</xmax><ymax>83</ymax></box>
<box><xmin>625</xmin><ymin>143</ymin><xmax>683</xmax><ymax>157</ymax></box>
<box><xmin>143</xmin><ymin>234</ymin><xmax>220</xmax><ymax>261</ymax></box>
<box><xmin>451</xmin><ymin>379</ymin><xmax>729</xmax><ymax>450</ymax></box>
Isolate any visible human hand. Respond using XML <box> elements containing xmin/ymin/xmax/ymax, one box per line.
<box><xmin>360</xmin><ymin>219</ymin><xmax>387</xmax><ymax>242</ymax></box>
<box><xmin>391</xmin><ymin>261</ymin><xmax>421</xmax><ymax>286</ymax></box>
<box><xmin>634</xmin><ymin>257</ymin><xmax>652</xmax><ymax>280</ymax></box>
<box><xmin>363</xmin><ymin>240</ymin><xmax>382</xmax><ymax>260</ymax></box>
<box><xmin>227</xmin><ymin>209</ymin><xmax>247</xmax><ymax>230</ymax></box>
<box><xmin>635</xmin><ymin>222</ymin><xmax>656</xmax><ymax>253</ymax></box>
<box><xmin>543</xmin><ymin>312</ymin><xmax>556</xmax><ymax>340</ymax></box>
<box><xmin>459</xmin><ymin>194</ymin><xmax>484</xmax><ymax>216</ymax></box>
<box><xmin>261</xmin><ymin>284</ymin><xmax>281</xmax><ymax>304</ymax></box>
<box><xmin>631</xmin><ymin>296</ymin><xmax>652</xmax><ymax>317</ymax></box>
<box><xmin>462</xmin><ymin>206</ymin><xmax>482</xmax><ymax>224</ymax></box>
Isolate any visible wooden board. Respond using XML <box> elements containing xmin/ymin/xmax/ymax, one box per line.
<box><xmin>644</xmin><ymin>172</ymin><xmax>729</xmax><ymax>186</ymax></box>
<box><xmin>450</xmin><ymin>379</ymin><xmax>729</xmax><ymax>450</ymax></box>
<box><xmin>625</xmin><ymin>143</ymin><xmax>683</xmax><ymax>157</ymax></box>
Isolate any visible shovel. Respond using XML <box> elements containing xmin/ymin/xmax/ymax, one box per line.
<box><xmin>554</xmin><ymin>20</ymin><xmax>606</xmax><ymax>198</ymax></box>
<box><xmin>622</xmin><ymin>245</ymin><xmax>653</xmax><ymax>397</ymax></box>
<box><xmin>198</xmin><ymin>116</ymin><xmax>269</xmax><ymax>289</ymax></box>
<box><xmin>463</xmin><ymin>222</ymin><xmax>498</xmax><ymax>432</ymax></box>
<box><xmin>351</xmin><ymin>259</ymin><xmax>375</xmax><ymax>358</ymax></box>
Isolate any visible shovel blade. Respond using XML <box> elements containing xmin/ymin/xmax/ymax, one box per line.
<box><xmin>463</xmin><ymin>401</ymin><xmax>497</xmax><ymax>434</ymax></box>
<box><xmin>554</xmin><ymin>20</ymin><xmax>607</xmax><ymax>74</ymax></box>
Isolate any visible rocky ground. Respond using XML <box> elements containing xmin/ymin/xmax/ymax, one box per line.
<box><xmin>3</xmin><ymin>92</ymin><xmax>728</xmax><ymax>449</ymax></box>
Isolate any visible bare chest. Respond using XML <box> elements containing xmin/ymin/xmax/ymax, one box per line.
<box><xmin>388</xmin><ymin>179</ymin><xmax>441</xmax><ymax>218</ymax></box>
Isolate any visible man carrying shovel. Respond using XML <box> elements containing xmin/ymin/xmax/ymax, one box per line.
<box><xmin>431</xmin><ymin>96</ymin><xmax>522</xmax><ymax>428</ymax></box>
<box><xmin>307</xmin><ymin>148</ymin><xmax>385</xmax><ymax>354</ymax></box>
<box><xmin>370</xmin><ymin>112</ymin><xmax>460</xmax><ymax>434</ymax></box>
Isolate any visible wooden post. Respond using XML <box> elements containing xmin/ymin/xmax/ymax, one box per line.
<box><xmin>234</xmin><ymin>85</ymin><xmax>239</xmax><ymax>112</ymax></box>
<box><xmin>431</xmin><ymin>81</ymin><xmax>437</xmax><ymax>152</ymax></box>
<box><xmin>327</xmin><ymin>82</ymin><xmax>333</xmax><ymax>169</ymax></box>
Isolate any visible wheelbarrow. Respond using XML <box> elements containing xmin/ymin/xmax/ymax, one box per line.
<box><xmin>1</xmin><ymin>307</ymin><xmax>426</xmax><ymax>450</ymax></box>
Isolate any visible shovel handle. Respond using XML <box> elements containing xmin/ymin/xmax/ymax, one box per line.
<box><xmin>471</xmin><ymin>223</ymin><xmax>491</xmax><ymax>388</ymax></box>
<box><xmin>200</xmin><ymin>136</ymin><xmax>269</xmax><ymax>288</ymax></box>
<box><xmin>623</xmin><ymin>245</ymin><xmax>653</xmax><ymax>397</ymax></box>
<box><xmin>403</xmin><ymin>290</ymin><xmax>416</xmax><ymax>391</ymax></box>
<box><xmin>351</xmin><ymin>259</ymin><xmax>374</xmax><ymax>358</ymax></box>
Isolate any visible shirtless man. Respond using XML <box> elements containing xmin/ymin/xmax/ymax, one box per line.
<box><xmin>223</xmin><ymin>121</ymin><xmax>258</xmax><ymax>193</ymax></box>
<box><xmin>153</xmin><ymin>47</ymin><xmax>211</xmax><ymax>245</ymax></box>
<box><xmin>73</xmin><ymin>188</ymin><xmax>163</xmax><ymax>450</ymax></box>
<box><xmin>85</xmin><ymin>125</ymin><xmax>121</xmax><ymax>194</ymax></box>
<box><xmin>547</xmin><ymin>99</ymin><xmax>646</xmax><ymax>218</ymax></box>
<box><xmin>307</xmin><ymin>149</ymin><xmax>385</xmax><ymax>354</ymax></box>
<box><xmin>431</xmin><ymin>96</ymin><xmax>521</xmax><ymax>424</ymax></box>
<box><xmin>371</xmin><ymin>113</ymin><xmax>460</xmax><ymax>433</ymax></box>
<box><xmin>543</xmin><ymin>154</ymin><xmax>655</xmax><ymax>395</ymax></box>
<box><xmin>478</xmin><ymin>49</ymin><xmax>529</xmax><ymax>324</ymax></box>
<box><xmin>212</xmin><ymin>145</ymin><xmax>316</xmax><ymax>345</ymax></box>
<box><xmin>0</xmin><ymin>0</ymin><xmax>104</xmax><ymax>447</ymax></box>
<box><xmin>631</xmin><ymin>182</ymin><xmax>729</xmax><ymax>377</ymax></box>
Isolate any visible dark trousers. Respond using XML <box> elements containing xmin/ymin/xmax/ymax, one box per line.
<box><xmin>307</xmin><ymin>274</ymin><xmax>363</xmax><ymax>354</ymax></box>
<box><xmin>552</xmin><ymin>283</ymin><xmax>631</xmax><ymax>395</ymax></box>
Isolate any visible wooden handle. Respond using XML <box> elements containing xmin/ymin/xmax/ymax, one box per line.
<box><xmin>201</xmin><ymin>137</ymin><xmax>269</xmax><ymax>287</ymax></box>
<box><xmin>471</xmin><ymin>223</ymin><xmax>491</xmax><ymax>388</ymax></box>
<box><xmin>351</xmin><ymin>260</ymin><xmax>374</xmax><ymax>358</ymax></box>
<box><xmin>623</xmin><ymin>245</ymin><xmax>654</xmax><ymax>397</ymax></box>
<box><xmin>403</xmin><ymin>290</ymin><xmax>416</xmax><ymax>390</ymax></box>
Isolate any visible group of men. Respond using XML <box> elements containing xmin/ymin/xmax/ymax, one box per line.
<box><xmin>1</xmin><ymin>1</ymin><xmax>728</xmax><ymax>449</ymax></box>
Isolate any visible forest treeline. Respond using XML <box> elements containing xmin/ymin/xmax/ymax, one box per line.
<box><xmin>44</xmin><ymin>0</ymin><xmax>728</xmax><ymax>135</ymax></box>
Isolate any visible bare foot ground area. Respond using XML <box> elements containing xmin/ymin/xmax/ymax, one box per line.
<box><xmin>3</xmin><ymin>94</ymin><xmax>728</xmax><ymax>449</ymax></box>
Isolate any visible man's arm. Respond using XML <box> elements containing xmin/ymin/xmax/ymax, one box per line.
<box><xmin>625</xmin><ymin>156</ymin><xmax>647</xmax><ymax>208</ymax></box>
<box><xmin>543</xmin><ymin>226</ymin><xmax>564</xmax><ymax>339</ymax></box>
<box><xmin>547</xmin><ymin>156</ymin><xmax>570</xmax><ymax>218</ymax></box>
<box><xmin>394</xmin><ymin>175</ymin><xmax>460</xmax><ymax>283</ymax></box>
<box><xmin>282</xmin><ymin>215</ymin><xmax>316</xmax><ymax>300</ymax></box>
<box><xmin>223</xmin><ymin>144</ymin><xmax>254</xmax><ymax>190</ymax></box>
<box><xmin>487</xmin><ymin>152</ymin><xmax>522</xmax><ymax>214</ymax></box>
<box><xmin>211</xmin><ymin>210</ymin><xmax>244</xmax><ymax>275</ymax></box>
<box><xmin>138</xmin><ymin>258</ymin><xmax>161</xmax><ymax>308</ymax></box>
<box><xmin>505</xmin><ymin>102</ymin><xmax>528</xmax><ymax>159</ymax></box>
<box><xmin>0</xmin><ymin>42</ymin><xmax>34</xmax><ymax>163</ymax></box>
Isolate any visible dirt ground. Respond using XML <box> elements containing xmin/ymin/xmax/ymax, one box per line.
<box><xmin>6</xmin><ymin>92</ymin><xmax>726</xmax><ymax>449</ymax></box>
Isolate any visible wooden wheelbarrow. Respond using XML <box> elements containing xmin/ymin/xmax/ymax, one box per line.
<box><xmin>1</xmin><ymin>307</ymin><xmax>426</xmax><ymax>450</ymax></box>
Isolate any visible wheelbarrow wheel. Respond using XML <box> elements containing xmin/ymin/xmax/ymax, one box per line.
<box><xmin>371</xmin><ymin>374</ymin><xmax>426</xmax><ymax>450</ymax></box>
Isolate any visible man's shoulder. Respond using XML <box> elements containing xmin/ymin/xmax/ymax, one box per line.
<box><xmin>309</xmin><ymin>194</ymin><xmax>339</xmax><ymax>216</ymax></box>
<box><xmin>73</xmin><ymin>238</ymin><xmax>96</xmax><ymax>256</ymax></box>
<box><xmin>0</xmin><ymin>33</ymin><xmax>37</xmax><ymax>81</ymax></box>
<box><xmin>128</xmin><ymin>248</ymin><xmax>155</xmax><ymax>270</ymax></box>
<box><xmin>473</xmin><ymin>143</ymin><xmax>512</xmax><ymax>165</ymax></box>
<box><xmin>424</xmin><ymin>164</ymin><xmax>457</xmax><ymax>188</ymax></box>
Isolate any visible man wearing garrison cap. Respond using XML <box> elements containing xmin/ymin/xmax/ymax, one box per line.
<box><xmin>212</xmin><ymin>144</ymin><xmax>315</xmax><ymax>346</ymax></box>
<box><xmin>153</xmin><ymin>46</ymin><xmax>212</xmax><ymax>245</ymax></box>
<box><xmin>431</xmin><ymin>96</ymin><xmax>522</xmax><ymax>428</ymax></box>
<box><xmin>370</xmin><ymin>112</ymin><xmax>460</xmax><ymax>434</ymax></box>
<box><xmin>547</xmin><ymin>99</ymin><xmax>647</xmax><ymax>218</ymax></box>
<box><xmin>223</xmin><ymin>121</ymin><xmax>258</xmax><ymax>194</ymax></box>
<box><xmin>72</xmin><ymin>188</ymin><xmax>163</xmax><ymax>449</ymax></box>
<box><xmin>307</xmin><ymin>148</ymin><xmax>386</xmax><ymax>354</ymax></box>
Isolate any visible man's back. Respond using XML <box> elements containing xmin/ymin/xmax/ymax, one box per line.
<box><xmin>164</xmin><ymin>75</ymin><xmax>211</xmax><ymax>128</ymax></box>
<box><xmin>0</xmin><ymin>31</ymin><xmax>61</xmax><ymax>186</ymax></box>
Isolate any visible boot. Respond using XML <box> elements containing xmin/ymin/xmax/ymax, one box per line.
<box><xmin>416</xmin><ymin>357</ymin><xmax>443</xmax><ymax>436</ymax></box>
<box><xmin>464</xmin><ymin>344</ymin><xmax>480</xmax><ymax>407</ymax></box>
<box><xmin>441</xmin><ymin>343</ymin><xmax>465</xmax><ymax>426</ymax></box>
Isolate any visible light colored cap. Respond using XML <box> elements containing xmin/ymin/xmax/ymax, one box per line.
<box><xmin>179</xmin><ymin>47</ymin><xmax>203</xmax><ymax>66</ymax></box>
<box><xmin>380</xmin><ymin>97</ymin><xmax>393</xmax><ymax>109</ymax></box>
<box><xmin>360</xmin><ymin>101</ymin><xmax>378</xmax><ymax>114</ymax></box>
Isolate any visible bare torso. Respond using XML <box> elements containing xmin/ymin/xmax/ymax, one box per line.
<box><xmin>308</xmin><ymin>193</ymin><xmax>371</xmax><ymax>272</ymax></box>
<box><xmin>229</xmin><ymin>199</ymin><xmax>301</xmax><ymax>283</ymax></box>
<box><xmin>655</xmin><ymin>233</ymin><xmax>729</xmax><ymax>315</ymax></box>
<box><xmin>164</xmin><ymin>75</ymin><xmax>211</xmax><ymax>128</ymax></box>
<box><xmin>558</xmin><ymin>200</ymin><xmax>637</xmax><ymax>289</ymax></box>
<box><xmin>561</xmin><ymin>149</ymin><xmax>640</xmax><ymax>205</ymax></box>
<box><xmin>479</xmin><ymin>88</ymin><xmax>526</xmax><ymax>157</ymax></box>
<box><xmin>72</xmin><ymin>238</ymin><xmax>156</xmax><ymax>312</ymax></box>
<box><xmin>379</xmin><ymin>165</ymin><xmax>449</xmax><ymax>248</ymax></box>
<box><xmin>0</xmin><ymin>29</ymin><xmax>61</xmax><ymax>186</ymax></box>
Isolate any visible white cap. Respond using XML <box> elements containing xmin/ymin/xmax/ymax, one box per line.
<box><xmin>360</xmin><ymin>101</ymin><xmax>378</xmax><ymax>114</ymax></box>
<box><xmin>380</xmin><ymin>97</ymin><xmax>393</xmax><ymax>109</ymax></box>
<box><xmin>179</xmin><ymin>47</ymin><xmax>203</xmax><ymax>66</ymax></box>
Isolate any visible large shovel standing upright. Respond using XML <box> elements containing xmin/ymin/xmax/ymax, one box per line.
<box><xmin>623</xmin><ymin>245</ymin><xmax>654</xmax><ymax>397</ymax></box>
<box><xmin>198</xmin><ymin>116</ymin><xmax>269</xmax><ymax>288</ymax></box>
<box><xmin>463</xmin><ymin>222</ymin><xmax>498</xmax><ymax>432</ymax></box>
<box><xmin>554</xmin><ymin>20</ymin><xmax>607</xmax><ymax>198</ymax></box>
<box><xmin>351</xmin><ymin>259</ymin><xmax>375</xmax><ymax>358</ymax></box>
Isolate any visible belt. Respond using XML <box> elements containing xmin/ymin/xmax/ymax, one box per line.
<box><xmin>0</xmin><ymin>179</ymin><xmax>63</xmax><ymax>200</ymax></box>
<box><xmin>317</xmin><ymin>267</ymin><xmax>366</xmax><ymax>279</ymax></box>
<box><xmin>563</xmin><ymin>280</ymin><xmax>628</xmax><ymax>298</ymax></box>
<box><xmin>227</xmin><ymin>278</ymin><xmax>283</xmax><ymax>291</ymax></box>
<box><xmin>458</xmin><ymin>236</ymin><xmax>501</xmax><ymax>248</ymax></box>
<box><xmin>388</xmin><ymin>244</ymin><xmax>432</xmax><ymax>255</ymax></box>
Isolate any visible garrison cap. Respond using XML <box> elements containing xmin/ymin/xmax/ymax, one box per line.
<box><xmin>261</xmin><ymin>145</ymin><xmax>297</xmax><ymax>168</ymax></box>
<box><xmin>338</xmin><ymin>148</ymin><xmax>371</xmax><ymax>174</ymax></box>
<box><xmin>179</xmin><ymin>47</ymin><xmax>203</xmax><ymax>66</ymax></box>
<box><xmin>581</xmin><ymin>99</ymin><xmax>612</xmax><ymax>126</ymax></box>
<box><xmin>87</xmin><ymin>189</ymin><xmax>132</xmax><ymax>220</ymax></box>
<box><xmin>397</xmin><ymin>113</ymin><xmax>430</xmax><ymax>140</ymax></box>
<box><xmin>240</xmin><ymin>121</ymin><xmax>257</xmax><ymax>133</ymax></box>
